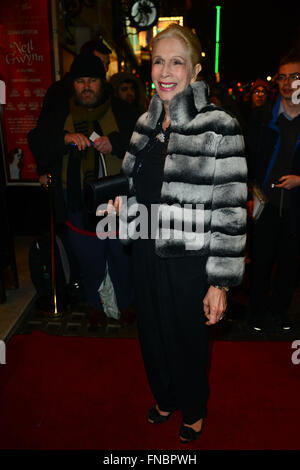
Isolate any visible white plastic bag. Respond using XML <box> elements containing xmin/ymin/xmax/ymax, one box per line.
<box><xmin>99</xmin><ymin>265</ymin><xmax>120</xmax><ymax>320</ymax></box>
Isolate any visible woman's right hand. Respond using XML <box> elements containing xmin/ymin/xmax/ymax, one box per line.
<box><xmin>64</xmin><ymin>133</ymin><xmax>91</xmax><ymax>151</ymax></box>
<box><xmin>96</xmin><ymin>197</ymin><xmax>123</xmax><ymax>216</ymax></box>
<box><xmin>203</xmin><ymin>286</ymin><xmax>227</xmax><ymax>325</ymax></box>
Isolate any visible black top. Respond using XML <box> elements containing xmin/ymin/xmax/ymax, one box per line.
<box><xmin>132</xmin><ymin>116</ymin><xmax>170</xmax><ymax>238</ymax></box>
<box><xmin>133</xmin><ymin>115</ymin><xmax>169</xmax><ymax>205</ymax></box>
<box><xmin>133</xmin><ymin>136</ymin><xmax>164</xmax><ymax>205</ymax></box>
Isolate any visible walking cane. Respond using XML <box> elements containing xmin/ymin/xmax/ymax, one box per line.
<box><xmin>46</xmin><ymin>173</ymin><xmax>62</xmax><ymax>318</ymax></box>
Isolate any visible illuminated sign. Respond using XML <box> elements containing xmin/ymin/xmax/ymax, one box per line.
<box><xmin>153</xmin><ymin>16</ymin><xmax>184</xmax><ymax>36</ymax></box>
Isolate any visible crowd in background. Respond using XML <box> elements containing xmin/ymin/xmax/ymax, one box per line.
<box><xmin>28</xmin><ymin>33</ymin><xmax>300</xmax><ymax>335</ymax></box>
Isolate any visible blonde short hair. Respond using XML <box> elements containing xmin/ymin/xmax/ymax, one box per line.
<box><xmin>150</xmin><ymin>24</ymin><xmax>202</xmax><ymax>68</ymax></box>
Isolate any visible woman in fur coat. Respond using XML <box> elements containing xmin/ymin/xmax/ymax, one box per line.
<box><xmin>107</xmin><ymin>24</ymin><xmax>247</xmax><ymax>443</ymax></box>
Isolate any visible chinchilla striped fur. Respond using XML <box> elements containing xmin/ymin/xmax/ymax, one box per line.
<box><xmin>121</xmin><ymin>81</ymin><xmax>248</xmax><ymax>287</ymax></box>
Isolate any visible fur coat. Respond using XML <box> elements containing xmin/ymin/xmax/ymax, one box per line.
<box><xmin>120</xmin><ymin>80</ymin><xmax>247</xmax><ymax>287</ymax></box>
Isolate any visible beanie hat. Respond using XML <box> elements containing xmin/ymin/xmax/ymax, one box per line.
<box><xmin>250</xmin><ymin>78</ymin><xmax>270</xmax><ymax>95</ymax></box>
<box><xmin>70</xmin><ymin>52</ymin><xmax>106</xmax><ymax>80</ymax></box>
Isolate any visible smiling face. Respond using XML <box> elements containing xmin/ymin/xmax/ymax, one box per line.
<box><xmin>151</xmin><ymin>36</ymin><xmax>201</xmax><ymax>104</ymax></box>
<box><xmin>277</xmin><ymin>62</ymin><xmax>300</xmax><ymax>102</ymax></box>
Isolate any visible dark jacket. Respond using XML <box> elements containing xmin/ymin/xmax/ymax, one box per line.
<box><xmin>27</xmin><ymin>78</ymin><xmax>140</xmax><ymax>223</ymax></box>
<box><xmin>120</xmin><ymin>81</ymin><xmax>248</xmax><ymax>287</ymax></box>
<box><xmin>246</xmin><ymin>96</ymin><xmax>300</xmax><ymax>232</ymax></box>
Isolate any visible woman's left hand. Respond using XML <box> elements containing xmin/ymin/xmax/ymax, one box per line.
<box><xmin>203</xmin><ymin>286</ymin><xmax>227</xmax><ymax>325</ymax></box>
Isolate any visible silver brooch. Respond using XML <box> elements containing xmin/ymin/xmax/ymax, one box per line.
<box><xmin>156</xmin><ymin>132</ymin><xmax>165</xmax><ymax>142</ymax></box>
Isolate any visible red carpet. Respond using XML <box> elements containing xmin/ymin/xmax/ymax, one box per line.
<box><xmin>0</xmin><ymin>331</ymin><xmax>299</xmax><ymax>450</ymax></box>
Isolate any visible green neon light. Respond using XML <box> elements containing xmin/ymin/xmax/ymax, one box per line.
<box><xmin>215</xmin><ymin>42</ymin><xmax>219</xmax><ymax>74</ymax></box>
<box><xmin>216</xmin><ymin>6</ymin><xmax>221</xmax><ymax>43</ymax></box>
<box><xmin>215</xmin><ymin>5</ymin><xmax>221</xmax><ymax>75</ymax></box>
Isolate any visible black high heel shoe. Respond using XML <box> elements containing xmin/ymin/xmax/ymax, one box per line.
<box><xmin>179</xmin><ymin>421</ymin><xmax>204</xmax><ymax>443</ymax></box>
<box><xmin>147</xmin><ymin>405</ymin><xmax>174</xmax><ymax>424</ymax></box>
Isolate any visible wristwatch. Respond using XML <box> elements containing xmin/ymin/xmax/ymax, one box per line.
<box><xmin>213</xmin><ymin>285</ymin><xmax>230</xmax><ymax>293</ymax></box>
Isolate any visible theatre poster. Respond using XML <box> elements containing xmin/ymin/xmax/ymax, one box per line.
<box><xmin>0</xmin><ymin>0</ymin><xmax>53</xmax><ymax>184</ymax></box>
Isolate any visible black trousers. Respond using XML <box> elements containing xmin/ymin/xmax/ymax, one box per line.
<box><xmin>132</xmin><ymin>238</ymin><xmax>209</xmax><ymax>425</ymax></box>
<box><xmin>250</xmin><ymin>204</ymin><xmax>300</xmax><ymax>321</ymax></box>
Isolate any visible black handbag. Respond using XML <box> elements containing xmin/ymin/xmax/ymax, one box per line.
<box><xmin>83</xmin><ymin>173</ymin><xmax>129</xmax><ymax>213</ymax></box>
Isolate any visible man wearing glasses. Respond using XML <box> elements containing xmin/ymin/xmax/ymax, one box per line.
<box><xmin>250</xmin><ymin>79</ymin><xmax>271</xmax><ymax>109</ymax></box>
<box><xmin>247</xmin><ymin>49</ymin><xmax>300</xmax><ymax>332</ymax></box>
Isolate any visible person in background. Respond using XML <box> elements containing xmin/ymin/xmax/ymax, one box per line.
<box><xmin>243</xmin><ymin>79</ymin><xmax>272</xmax><ymax>265</ymax></box>
<box><xmin>31</xmin><ymin>36</ymin><xmax>113</xmax><ymax>190</ymax></box>
<box><xmin>109</xmin><ymin>71</ymin><xmax>146</xmax><ymax>115</ymax></box>
<box><xmin>26</xmin><ymin>37</ymin><xmax>113</xmax><ymax>306</ymax></box>
<box><xmin>107</xmin><ymin>24</ymin><xmax>247</xmax><ymax>443</ymax></box>
<box><xmin>249</xmin><ymin>78</ymin><xmax>270</xmax><ymax>109</ymax></box>
<box><xmin>28</xmin><ymin>52</ymin><xmax>138</xmax><ymax>327</ymax></box>
<box><xmin>247</xmin><ymin>48</ymin><xmax>300</xmax><ymax>332</ymax></box>
<box><xmin>240</xmin><ymin>78</ymin><xmax>272</xmax><ymax>133</ymax></box>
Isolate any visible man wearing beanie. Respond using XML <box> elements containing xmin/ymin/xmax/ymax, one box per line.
<box><xmin>28</xmin><ymin>52</ymin><xmax>139</xmax><ymax>327</ymax></box>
